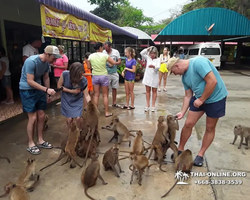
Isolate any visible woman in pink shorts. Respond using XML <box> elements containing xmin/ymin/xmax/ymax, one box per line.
<box><xmin>86</xmin><ymin>42</ymin><xmax>119</xmax><ymax>117</ymax></box>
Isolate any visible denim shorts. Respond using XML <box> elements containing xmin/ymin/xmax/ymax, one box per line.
<box><xmin>19</xmin><ymin>89</ymin><xmax>47</xmax><ymax>113</ymax></box>
<box><xmin>92</xmin><ymin>75</ymin><xmax>109</xmax><ymax>87</ymax></box>
<box><xmin>189</xmin><ymin>96</ymin><xmax>227</xmax><ymax>118</ymax></box>
<box><xmin>1</xmin><ymin>75</ymin><xmax>11</xmax><ymax>87</ymax></box>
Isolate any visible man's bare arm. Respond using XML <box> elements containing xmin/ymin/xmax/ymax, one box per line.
<box><xmin>43</xmin><ymin>72</ymin><xmax>50</xmax><ymax>88</ymax></box>
<box><xmin>27</xmin><ymin>73</ymin><xmax>47</xmax><ymax>92</ymax></box>
<box><xmin>181</xmin><ymin>89</ymin><xmax>193</xmax><ymax>114</ymax></box>
<box><xmin>199</xmin><ymin>71</ymin><xmax>217</xmax><ymax>103</ymax></box>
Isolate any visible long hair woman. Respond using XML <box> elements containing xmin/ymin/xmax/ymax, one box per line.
<box><xmin>158</xmin><ymin>47</ymin><xmax>170</xmax><ymax>92</ymax></box>
<box><xmin>140</xmin><ymin>46</ymin><xmax>161</xmax><ymax>112</ymax></box>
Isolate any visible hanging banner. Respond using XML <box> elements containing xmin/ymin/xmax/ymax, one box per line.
<box><xmin>40</xmin><ymin>5</ymin><xmax>90</xmax><ymax>41</ymax></box>
<box><xmin>89</xmin><ymin>22</ymin><xmax>113</xmax><ymax>43</ymax></box>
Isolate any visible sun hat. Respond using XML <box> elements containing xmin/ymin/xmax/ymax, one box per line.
<box><xmin>167</xmin><ymin>57</ymin><xmax>179</xmax><ymax>76</ymax></box>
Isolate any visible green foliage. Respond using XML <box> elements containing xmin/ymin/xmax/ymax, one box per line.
<box><xmin>117</xmin><ymin>60</ymin><xmax>126</xmax><ymax>75</ymax></box>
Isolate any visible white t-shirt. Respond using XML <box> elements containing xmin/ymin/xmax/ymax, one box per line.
<box><xmin>0</xmin><ymin>56</ymin><xmax>11</xmax><ymax>75</ymax></box>
<box><xmin>23</xmin><ymin>44</ymin><xmax>39</xmax><ymax>58</ymax></box>
<box><xmin>103</xmin><ymin>48</ymin><xmax>120</xmax><ymax>74</ymax></box>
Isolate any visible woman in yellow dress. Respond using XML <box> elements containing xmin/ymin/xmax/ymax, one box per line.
<box><xmin>158</xmin><ymin>47</ymin><xmax>170</xmax><ymax>92</ymax></box>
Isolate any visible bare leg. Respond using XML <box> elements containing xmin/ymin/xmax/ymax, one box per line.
<box><xmin>151</xmin><ymin>88</ymin><xmax>157</xmax><ymax>108</ymax></box>
<box><xmin>93</xmin><ymin>85</ymin><xmax>100</xmax><ymax>107</ymax></box>
<box><xmin>197</xmin><ymin>116</ymin><xmax>219</xmax><ymax>157</ymax></box>
<box><xmin>66</xmin><ymin>118</ymin><xmax>73</xmax><ymax>129</ymax></box>
<box><xmin>158</xmin><ymin>71</ymin><xmax>163</xmax><ymax>91</ymax></box>
<box><xmin>163</xmin><ymin>73</ymin><xmax>167</xmax><ymax>91</ymax></box>
<box><xmin>124</xmin><ymin>81</ymin><xmax>129</xmax><ymax>107</ymax></box>
<box><xmin>145</xmin><ymin>86</ymin><xmax>151</xmax><ymax>108</ymax></box>
<box><xmin>129</xmin><ymin>82</ymin><xmax>135</xmax><ymax>108</ymax></box>
<box><xmin>102</xmin><ymin>86</ymin><xmax>112</xmax><ymax>116</ymax></box>
<box><xmin>27</xmin><ymin>112</ymin><xmax>38</xmax><ymax>148</ymax></box>
<box><xmin>178</xmin><ymin>111</ymin><xmax>205</xmax><ymax>151</ymax></box>
<box><xmin>112</xmin><ymin>88</ymin><xmax>117</xmax><ymax>105</ymax></box>
<box><xmin>5</xmin><ymin>87</ymin><xmax>14</xmax><ymax>102</ymax></box>
<box><xmin>37</xmin><ymin>110</ymin><xmax>51</xmax><ymax>146</ymax></box>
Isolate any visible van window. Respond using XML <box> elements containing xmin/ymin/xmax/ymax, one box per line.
<box><xmin>188</xmin><ymin>49</ymin><xmax>199</xmax><ymax>55</ymax></box>
<box><xmin>201</xmin><ymin>48</ymin><xmax>220</xmax><ymax>55</ymax></box>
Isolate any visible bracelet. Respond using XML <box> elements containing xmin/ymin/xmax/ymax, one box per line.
<box><xmin>45</xmin><ymin>87</ymin><xmax>48</xmax><ymax>94</ymax></box>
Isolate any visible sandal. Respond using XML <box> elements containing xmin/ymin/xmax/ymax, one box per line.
<box><xmin>122</xmin><ymin>105</ymin><xmax>128</xmax><ymax>109</ymax></box>
<box><xmin>27</xmin><ymin>146</ymin><xmax>41</xmax><ymax>155</ymax></box>
<box><xmin>193</xmin><ymin>155</ymin><xmax>204</xmax><ymax>167</ymax></box>
<box><xmin>37</xmin><ymin>141</ymin><xmax>53</xmax><ymax>149</ymax></box>
<box><xmin>112</xmin><ymin>104</ymin><xmax>120</xmax><ymax>108</ymax></box>
<box><xmin>105</xmin><ymin>113</ymin><xmax>113</xmax><ymax>117</ymax></box>
<box><xmin>127</xmin><ymin>106</ymin><xmax>135</xmax><ymax>110</ymax></box>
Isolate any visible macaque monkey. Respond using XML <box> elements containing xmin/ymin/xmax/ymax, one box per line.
<box><xmin>102</xmin><ymin>116</ymin><xmax>137</xmax><ymax>147</ymax></box>
<box><xmin>18</xmin><ymin>158</ymin><xmax>40</xmax><ymax>192</ymax></box>
<box><xmin>102</xmin><ymin>144</ymin><xmax>124</xmax><ymax>177</ymax></box>
<box><xmin>40</xmin><ymin>121</ymin><xmax>82</xmax><ymax>170</ymax></box>
<box><xmin>230</xmin><ymin>124</ymin><xmax>250</xmax><ymax>149</ymax></box>
<box><xmin>161</xmin><ymin>149</ymin><xmax>193</xmax><ymax>198</ymax></box>
<box><xmin>81</xmin><ymin>154</ymin><xmax>108</xmax><ymax>200</ymax></box>
<box><xmin>82</xmin><ymin>100</ymin><xmax>101</xmax><ymax>166</ymax></box>
<box><xmin>0</xmin><ymin>155</ymin><xmax>10</xmax><ymax>163</ymax></box>
<box><xmin>0</xmin><ymin>182</ymin><xmax>30</xmax><ymax>200</ymax></box>
<box><xmin>147</xmin><ymin>116</ymin><xmax>169</xmax><ymax>172</ymax></box>
<box><xmin>163</xmin><ymin>115</ymin><xmax>179</xmax><ymax>161</ymax></box>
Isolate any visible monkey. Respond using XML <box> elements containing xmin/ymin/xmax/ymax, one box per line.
<box><xmin>0</xmin><ymin>182</ymin><xmax>30</xmax><ymax>200</ymax></box>
<box><xmin>162</xmin><ymin>115</ymin><xmax>179</xmax><ymax>161</ymax></box>
<box><xmin>43</xmin><ymin>115</ymin><xmax>49</xmax><ymax>130</ymax></box>
<box><xmin>147</xmin><ymin>116</ymin><xmax>170</xmax><ymax>172</ymax></box>
<box><xmin>129</xmin><ymin>153</ymin><xmax>156</xmax><ymax>186</ymax></box>
<box><xmin>17</xmin><ymin>158</ymin><xmax>40</xmax><ymax>192</ymax></box>
<box><xmin>0</xmin><ymin>155</ymin><xmax>10</xmax><ymax>163</ymax></box>
<box><xmin>102</xmin><ymin>144</ymin><xmax>124</xmax><ymax>177</ymax></box>
<box><xmin>230</xmin><ymin>124</ymin><xmax>250</xmax><ymax>149</ymax></box>
<box><xmin>81</xmin><ymin>153</ymin><xmax>108</xmax><ymax>200</ymax></box>
<box><xmin>39</xmin><ymin>120</ymin><xmax>82</xmax><ymax>170</ymax></box>
<box><xmin>82</xmin><ymin>100</ymin><xmax>101</xmax><ymax>166</ymax></box>
<box><xmin>161</xmin><ymin>149</ymin><xmax>193</xmax><ymax>198</ymax></box>
<box><xmin>102</xmin><ymin>116</ymin><xmax>150</xmax><ymax>147</ymax></box>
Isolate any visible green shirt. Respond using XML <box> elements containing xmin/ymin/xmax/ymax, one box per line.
<box><xmin>88</xmin><ymin>52</ymin><xmax>109</xmax><ymax>75</ymax></box>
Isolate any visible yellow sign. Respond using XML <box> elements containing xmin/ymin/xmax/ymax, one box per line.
<box><xmin>89</xmin><ymin>22</ymin><xmax>112</xmax><ymax>43</ymax></box>
<box><xmin>40</xmin><ymin>5</ymin><xmax>90</xmax><ymax>41</ymax></box>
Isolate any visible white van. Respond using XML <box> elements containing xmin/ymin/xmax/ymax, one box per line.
<box><xmin>185</xmin><ymin>43</ymin><xmax>221</xmax><ymax>69</ymax></box>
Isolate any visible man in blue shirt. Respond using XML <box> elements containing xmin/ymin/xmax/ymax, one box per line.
<box><xmin>19</xmin><ymin>45</ymin><xmax>61</xmax><ymax>155</ymax></box>
<box><xmin>167</xmin><ymin>56</ymin><xmax>228</xmax><ymax>167</ymax></box>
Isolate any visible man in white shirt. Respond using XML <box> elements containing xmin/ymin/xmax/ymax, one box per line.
<box><xmin>103</xmin><ymin>41</ymin><xmax>121</xmax><ymax>107</ymax></box>
<box><xmin>22</xmin><ymin>37</ymin><xmax>42</xmax><ymax>63</ymax></box>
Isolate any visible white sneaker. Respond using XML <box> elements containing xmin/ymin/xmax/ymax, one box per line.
<box><xmin>144</xmin><ymin>107</ymin><xmax>149</xmax><ymax>112</ymax></box>
<box><xmin>158</xmin><ymin>88</ymin><xmax>161</xmax><ymax>92</ymax></box>
<box><xmin>151</xmin><ymin>107</ymin><xmax>155</xmax><ymax>112</ymax></box>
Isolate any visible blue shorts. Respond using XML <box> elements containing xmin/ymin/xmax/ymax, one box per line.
<box><xmin>189</xmin><ymin>96</ymin><xmax>227</xmax><ymax>118</ymax></box>
<box><xmin>19</xmin><ymin>90</ymin><xmax>47</xmax><ymax>113</ymax></box>
<box><xmin>1</xmin><ymin>75</ymin><xmax>11</xmax><ymax>87</ymax></box>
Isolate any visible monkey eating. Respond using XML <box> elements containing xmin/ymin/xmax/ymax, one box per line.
<box><xmin>230</xmin><ymin>124</ymin><xmax>250</xmax><ymax>149</ymax></box>
<box><xmin>0</xmin><ymin>182</ymin><xmax>30</xmax><ymax>200</ymax></box>
<box><xmin>147</xmin><ymin>116</ymin><xmax>170</xmax><ymax>172</ymax></box>
<box><xmin>40</xmin><ymin>120</ymin><xmax>82</xmax><ymax>170</ymax></box>
<box><xmin>102</xmin><ymin>144</ymin><xmax>124</xmax><ymax>177</ymax></box>
<box><xmin>161</xmin><ymin>149</ymin><xmax>193</xmax><ymax>198</ymax></box>
<box><xmin>81</xmin><ymin>153</ymin><xmax>108</xmax><ymax>200</ymax></box>
<box><xmin>0</xmin><ymin>155</ymin><xmax>10</xmax><ymax>163</ymax></box>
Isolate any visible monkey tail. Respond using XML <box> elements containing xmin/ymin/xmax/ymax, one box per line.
<box><xmin>161</xmin><ymin>179</ymin><xmax>178</xmax><ymax>198</ymax></box>
<box><xmin>128</xmin><ymin>130</ymin><xmax>138</xmax><ymax>132</ymax></box>
<box><xmin>0</xmin><ymin>156</ymin><xmax>10</xmax><ymax>163</ymax></box>
<box><xmin>143</xmin><ymin>140</ymin><xmax>152</xmax><ymax>146</ymax></box>
<box><xmin>119</xmin><ymin>150</ymin><xmax>132</xmax><ymax>153</ymax></box>
<box><xmin>39</xmin><ymin>151</ymin><xmax>66</xmax><ymax>171</ymax></box>
<box><xmin>84</xmin><ymin>186</ymin><xmax>95</xmax><ymax>200</ymax></box>
<box><xmin>129</xmin><ymin>133</ymin><xmax>136</xmax><ymax>137</ymax></box>
<box><xmin>118</xmin><ymin>156</ymin><xmax>129</xmax><ymax>161</ymax></box>
<box><xmin>0</xmin><ymin>192</ymin><xmax>9</xmax><ymax>198</ymax></box>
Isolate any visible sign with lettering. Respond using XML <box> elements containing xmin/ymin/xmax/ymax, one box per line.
<box><xmin>40</xmin><ymin>5</ymin><xmax>90</xmax><ymax>41</ymax></box>
<box><xmin>89</xmin><ymin>22</ymin><xmax>113</xmax><ymax>43</ymax></box>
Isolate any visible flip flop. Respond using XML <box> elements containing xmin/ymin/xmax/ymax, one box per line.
<box><xmin>37</xmin><ymin>141</ymin><xmax>53</xmax><ymax>149</ymax></box>
<box><xmin>112</xmin><ymin>104</ymin><xmax>120</xmax><ymax>108</ymax></box>
<box><xmin>105</xmin><ymin>113</ymin><xmax>113</xmax><ymax>117</ymax></box>
<box><xmin>127</xmin><ymin>106</ymin><xmax>135</xmax><ymax>110</ymax></box>
<box><xmin>122</xmin><ymin>106</ymin><xmax>128</xmax><ymax>109</ymax></box>
<box><xmin>26</xmin><ymin>146</ymin><xmax>41</xmax><ymax>155</ymax></box>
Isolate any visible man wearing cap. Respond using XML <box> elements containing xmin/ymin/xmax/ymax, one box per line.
<box><xmin>19</xmin><ymin>45</ymin><xmax>61</xmax><ymax>155</ymax></box>
<box><xmin>167</xmin><ymin>56</ymin><xmax>228</xmax><ymax>167</ymax></box>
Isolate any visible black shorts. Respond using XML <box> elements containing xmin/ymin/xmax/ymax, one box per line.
<box><xmin>189</xmin><ymin>96</ymin><xmax>227</xmax><ymax>118</ymax></box>
<box><xmin>19</xmin><ymin>90</ymin><xmax>47</xmax><ymax>113</ymax></box>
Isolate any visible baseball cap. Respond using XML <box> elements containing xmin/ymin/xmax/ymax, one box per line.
<box><xmin>44</xmin><ymin>45</ymin><xmax>62</xmax><ymax>58</ymax></box>
<box><xmin>167</xmin><ymin>57</ymin><xmax>179</xmax><ymax>76</ymax></box>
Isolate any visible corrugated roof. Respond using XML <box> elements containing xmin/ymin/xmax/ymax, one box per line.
<box><xmin>155</xmin><ymin>7</ymin><xmax>250</xmax><ymax>42</ymax></box>
<box><xmin>121</xmin><ymin>27</ymin><xmax>152</xmax><ymax>40</ymax></box>
<box><xmin>35</xmin><ymin>0</ymin><xmax>138</xmax><ymax>39</ymax></box>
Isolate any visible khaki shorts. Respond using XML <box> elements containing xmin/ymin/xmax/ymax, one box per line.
<box><xmin>108</xmin><ymin>72</ymin><xmax>119</xmax><ymax>89</ymax></box>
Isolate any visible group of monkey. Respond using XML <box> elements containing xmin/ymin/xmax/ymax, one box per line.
<box><xmin>0</xmin><ymin>99</ymin><xmax>249</xmax><ymax>200</ymax></box>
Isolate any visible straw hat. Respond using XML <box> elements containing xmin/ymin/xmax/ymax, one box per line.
<box><xmin>167</xmin><ymin>57</ymin><xmax>179</xmax><ymax>76</ymax></box>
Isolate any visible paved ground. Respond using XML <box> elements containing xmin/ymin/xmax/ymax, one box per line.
<box><xmin>0</xmin><ymin>70</ymin><xmax>249</xmax><ymax>200</ymax></box>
